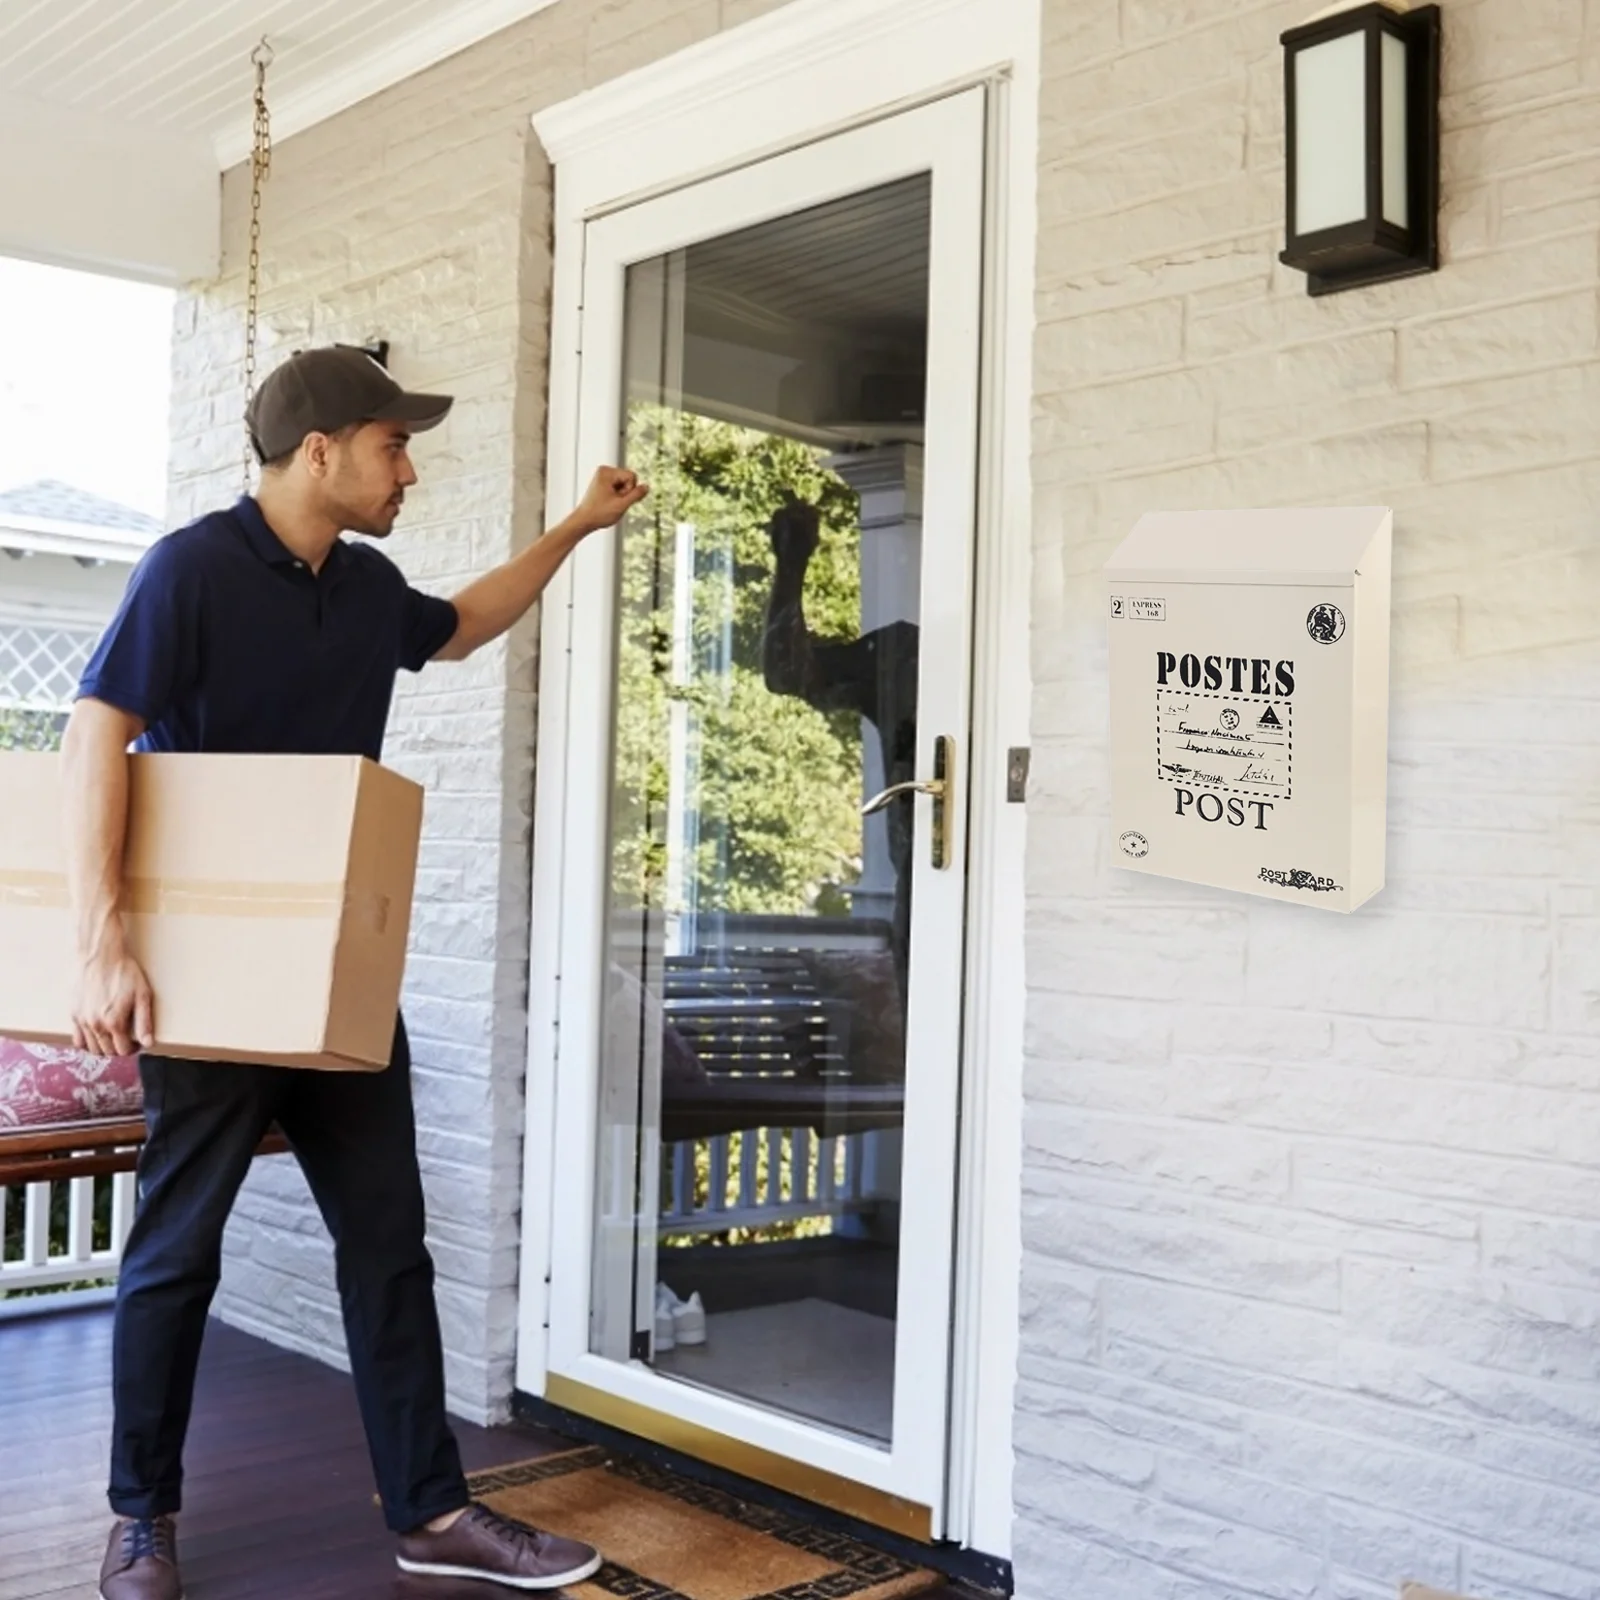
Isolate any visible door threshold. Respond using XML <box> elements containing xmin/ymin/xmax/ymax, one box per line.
<box><xmin>513</xmin><ymin>1385</ymin><xmax>1014</xmax><ymax>1596</ymax></box>
<box><xmin>544</xmin><ymin>1370</ymin><xmax>925</xmax><ymax>1537</ymax></box>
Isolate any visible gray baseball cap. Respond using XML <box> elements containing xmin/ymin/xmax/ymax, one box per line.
<box><xmin>247</xmin><ymin>345</ymin><xmax>453</xmax><ymax>461</ymax></box>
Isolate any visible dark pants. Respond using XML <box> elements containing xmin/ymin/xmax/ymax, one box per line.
<box><xmin>107</xmin><ymin>1017</ymin><xmax>470</xmax><ymax>1533</ymax></box>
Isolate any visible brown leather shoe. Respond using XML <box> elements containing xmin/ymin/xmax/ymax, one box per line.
<box><xmin>100</xmin><ymin>1516</ymin><xmax>182</xmax><ymax>1600</ymax></box>
<box><xmin>396</xmin><ymin>1504</ymin><xmax>602</xmax><ymax>1590</ymax></box>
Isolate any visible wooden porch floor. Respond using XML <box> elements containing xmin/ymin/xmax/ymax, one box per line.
<box><xmin>0</xmin><ymin>1298</ymin><xmax>976</xmax><ymax>1599</ymax></box>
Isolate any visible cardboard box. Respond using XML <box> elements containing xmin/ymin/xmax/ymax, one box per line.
<box><xmin>0</xmin><ymin>753</ymin><xmax>423</xmax><ymax>1070</ymax></box>
<box><xmin>1400</xmin><ymin>1586</ymin><xmax>1485</xmax><ymax>1600</ymax></box>
<box><xmin>1104</xmin><ymin>506</ymin><xmax>1392</xmax><ymax>912</ymax></box>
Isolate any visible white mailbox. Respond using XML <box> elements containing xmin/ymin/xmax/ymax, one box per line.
<box><xmin>1104</xmin><ymin>506</ymin><xmax>1391</xmax><ymax>912</ymax></box>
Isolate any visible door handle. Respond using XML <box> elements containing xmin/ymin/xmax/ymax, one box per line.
<box><xmin>860</xmin><ymin>779</ymin><xmax>943</xmax><ymax>814</ymax></box>
<box><xmin>860</xmin><ymin>735</ymin><xmax>954</xmax><ymax>869</ymax></box>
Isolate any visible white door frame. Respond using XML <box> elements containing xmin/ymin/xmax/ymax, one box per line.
<box><xmin>516</xmin><ymin>0</ymin><xmax>1038</xmax><ymax>1558</ymax></box>
<box><xmin>539</xmin><ymin>85</ymin><xmax>985</xmax><ymax>1528</ymax></box>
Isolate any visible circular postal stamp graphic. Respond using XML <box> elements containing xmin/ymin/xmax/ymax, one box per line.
<box><xmin>1218</xmin><ymin>708</ymin><xmax>1241</xmax><ymax>731</ymax></box>
<box><xmin>1307</xmin><ymin>603</ymin><xmax>1346</xmax><ymax>644</ymax></box>
<box><xmin>1119</xmin><ymin>831</ymin><xmax>1150</xmax><ymax>859</ymax></box>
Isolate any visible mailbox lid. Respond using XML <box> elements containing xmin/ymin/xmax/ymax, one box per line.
<box><xmin>1105</xmin><ymin>506</ymin><xmax>1391</xmax><ymax>589</ymax></box>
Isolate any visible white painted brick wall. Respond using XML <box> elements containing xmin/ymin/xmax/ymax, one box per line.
<box><xmin>167</xmin><ymin>0</ymin><xmax>794</xmax><ymax>1426</ymax></box>
<box><xmin>1024</xmin><ymin>2</ymin><xmax>1600</xmax><ymax>1597</ymax></box>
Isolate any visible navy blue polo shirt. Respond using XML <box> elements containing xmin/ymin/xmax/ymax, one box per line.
<box><xmin>78</xmin><ymin>497</ymin><xmax>459</xmax><ymax>760</ymax></box>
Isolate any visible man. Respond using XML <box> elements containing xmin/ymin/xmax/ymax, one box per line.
<box><xmin>68</xmin><ymin>345</ymin><xmax>648</xmax><ymax>1600</ymax></box>
<box><xmin>761</xmin><ymin>493</ymin><xmax>918</xmax><ymax>1003</ymax></box>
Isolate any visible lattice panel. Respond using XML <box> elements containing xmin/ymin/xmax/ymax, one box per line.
<box><xmin>0</xmin><ymin>623</ymin><xmax>99</xmax><ymax>712</ymax></box>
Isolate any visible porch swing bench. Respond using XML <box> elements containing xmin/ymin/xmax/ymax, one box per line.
<box><xmin>657</xmin><ymin>933</ymin><xmax>907</xmax><ymax>1146</ymax></box>
<box><xmin>0</xmin><ymin>1038</ymin><xmax>286</xmax><ymax>1188</ymax></box>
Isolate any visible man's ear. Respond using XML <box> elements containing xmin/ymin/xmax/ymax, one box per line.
<box><xmin>302</xmin><ymin>432</ymin><xmax>333</xmax><ymax>478</ymax></box>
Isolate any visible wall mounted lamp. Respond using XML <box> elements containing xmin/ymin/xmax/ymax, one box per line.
<box><xmin>1280</xmin><ymin>1</ymin><xmax>1441</xmax><ymax>296</ymax></box>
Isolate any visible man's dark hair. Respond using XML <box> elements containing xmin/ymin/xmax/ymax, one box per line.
<box><xmin>254</xmin><ymin>421</ymin><xmax>361</xmax><ymax>471</ymax></box>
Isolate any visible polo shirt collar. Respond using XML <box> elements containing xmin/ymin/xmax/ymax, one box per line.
<box><xmin>232</xmin><ymin>496</ymin><xmax>348</xmax><ymax>572</ymax></box>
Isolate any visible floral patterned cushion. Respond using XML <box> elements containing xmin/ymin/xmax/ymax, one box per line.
<box><xmin>0</xmin><ymin>1037</ymin><xmax>143</xmax><ymax>1131</ymax></box>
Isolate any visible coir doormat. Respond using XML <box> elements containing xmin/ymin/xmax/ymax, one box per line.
<box><xmin>465</xmin><ymin>1446</ymin><xmax>943</xmax><ymax>1600</ymax></box>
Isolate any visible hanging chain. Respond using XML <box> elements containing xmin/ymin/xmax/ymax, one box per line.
<box><xmin>243</xmin><ymin>37</ymin><xmax>274</xmax><ymax>490</ymax></box>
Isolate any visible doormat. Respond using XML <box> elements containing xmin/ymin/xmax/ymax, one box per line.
<box><xmin>465</xmin><ymin>1446</ymin><xmax>944</xmax><ymax>1600</ymax></box>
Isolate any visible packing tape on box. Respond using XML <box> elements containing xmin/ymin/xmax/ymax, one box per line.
<box><xmin>0</xmin><ymin>871</ymin><xmax>390</xmax><ymax>931</ymax></box>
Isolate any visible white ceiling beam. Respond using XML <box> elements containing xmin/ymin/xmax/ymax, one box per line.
<box><xmin>210</xmin><ymin>0</ymin><xmax>560</xmax><ymax>169</ymax></box>
<box><xmin>0</xmin><ymin>93</ymin><xmax>218</xmax><ymax>285</ymax></box>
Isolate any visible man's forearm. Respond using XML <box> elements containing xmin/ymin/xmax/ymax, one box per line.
<box><xmin>435</xmin><ymin>465</ymin><xmax>649</xmax><ymax>660</ymax></box>
<box><xmin>437</xmin><ymin>515</ymin><xmax>588</xmax><ymax>661</ymax></box>
<box><xmin>60</xmin><ymin>701</ymin><xmax>137</xmax><ymax>961</ymax></box>
<box><xmin>62</xmin><ymin>698</ymin><xmax>153</xmax><ymax>1055</ymax></box>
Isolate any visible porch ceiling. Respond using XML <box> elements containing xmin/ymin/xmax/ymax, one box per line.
<box><xmin>0</xmin><ymin>0</ymin><xmax>558</xmax><ymax>284</ymax></box>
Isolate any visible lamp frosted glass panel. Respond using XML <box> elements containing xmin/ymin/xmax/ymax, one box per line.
<box><xmin>1381</xmin><ymin>31</ymin><xmax>1408</xmax><ymax>228</ymax></box>
<box><xmin>1295</xmin><ymin>32</ymin><xmax>1368</xmax><ymax>235</ymax></box>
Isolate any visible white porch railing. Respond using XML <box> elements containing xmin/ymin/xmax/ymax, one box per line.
<box><xmin>660</xmin><ymin>1127</ymin><xmax>883</xmax><ymax>1235</ymax></box>
<box><xmin>2</xmin><ymin>1132</ymin><xmax>882</xmax><ymax>1290</ymax></box>
<box><xmin>0</xmin><ymin>1172</ymin><xmax>136</xmax><ymax>1296</ymax></box>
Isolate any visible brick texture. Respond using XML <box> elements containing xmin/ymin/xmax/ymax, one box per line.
<box><xmin>1023</xmin><ymin>2</ymin><xmax>1600</xmax><ymax>1598</ymax></box>
<box><xmin>169</xmin><ymin>0</ymin><xmax>786</xmax><ymax>1426</ymax></box>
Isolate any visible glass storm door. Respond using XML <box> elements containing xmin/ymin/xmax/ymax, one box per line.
<box><xmin>541</xmin><ymin>89</ymin><xmax>985</xmax><ymax>1526</ymax></box>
